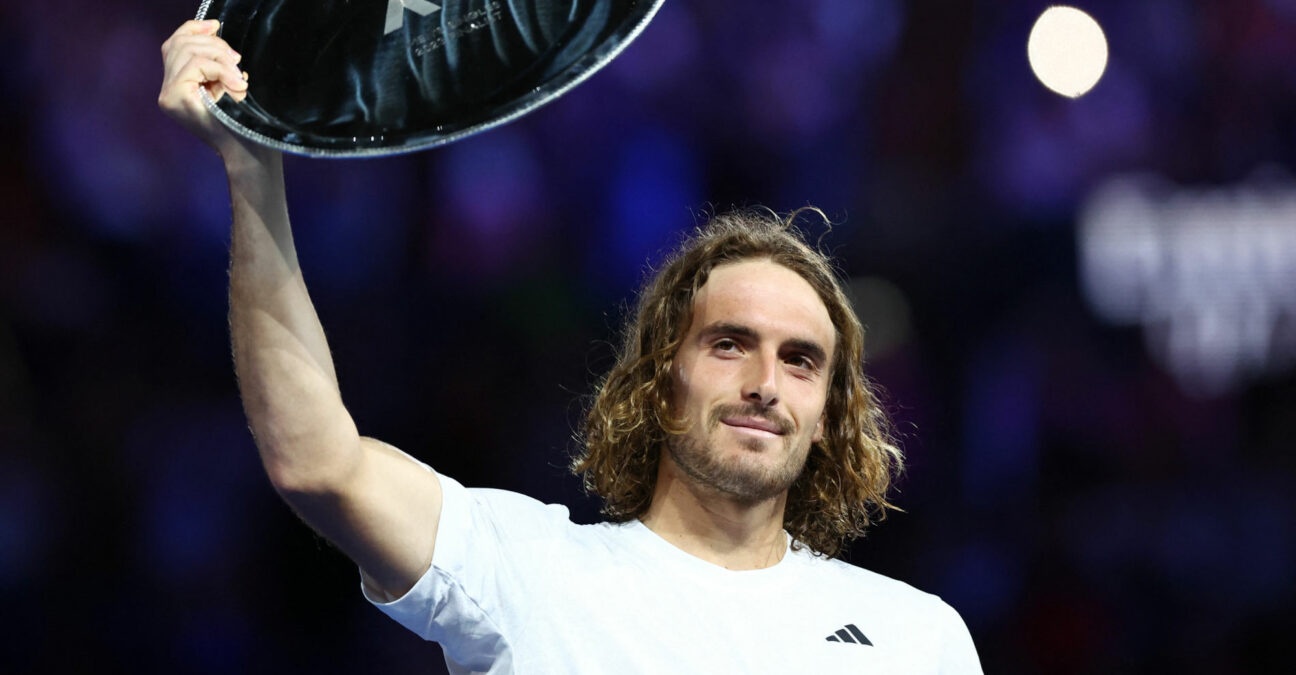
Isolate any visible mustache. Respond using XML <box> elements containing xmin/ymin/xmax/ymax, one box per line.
<box><xmin>708</xmin><ymin>402</ymin><xmax>794</xmax><ymax>435</ymax></box>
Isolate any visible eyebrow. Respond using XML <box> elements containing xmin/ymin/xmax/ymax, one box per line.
<box><xmin>698</xmin><ymin>321</ymin><xmax>830</xmax><ymax>367</ymax></box>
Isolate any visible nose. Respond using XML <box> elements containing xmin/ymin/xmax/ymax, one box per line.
<box><xmin>743</xmin><ymin>351</ymin><xmax>780</xmax><ymax>407</ymax></box>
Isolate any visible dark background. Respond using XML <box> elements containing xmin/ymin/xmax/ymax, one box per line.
<box><xmin>3</xmin><ymin>1</ymin><xmax>1295</xmax><ymax>673</ymax></box>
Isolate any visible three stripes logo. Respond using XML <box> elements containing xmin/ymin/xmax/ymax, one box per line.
<box><xmin>824</xmin><ymin>623</ymin><xmax>873</xmax><ymax>646</ymax></box>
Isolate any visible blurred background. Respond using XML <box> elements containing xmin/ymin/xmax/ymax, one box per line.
<box><xmin>3</xmin><ymin>0</ymin><xmax>1295</xmax><ymax>673</ymax></box>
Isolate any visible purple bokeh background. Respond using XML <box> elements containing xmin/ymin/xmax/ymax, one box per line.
<box><xmin>2</xmin><ymin>1</ymin><xmax>1295</xmax><ymax>673</ymax></box>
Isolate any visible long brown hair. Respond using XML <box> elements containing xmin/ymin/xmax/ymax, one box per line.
<box><xmin>573</xmin><ymin>207</ymin><xmax>902</xmax><ymax>557</ymax></box>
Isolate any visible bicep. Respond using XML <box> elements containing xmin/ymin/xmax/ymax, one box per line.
<box><xmin>288</xmin><ymin>436</ymin><xmax>444</xmax><ymax>600</ymax></box>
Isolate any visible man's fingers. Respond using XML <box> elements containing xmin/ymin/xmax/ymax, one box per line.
<box><xmin>159</xmin><ymin>19</ymin><xmax>258</xmax><ymax>153</ymax></box>
<box><xmin>177</xmin><ymin>46</ymin><xmax>243</xmax><ymax>82</ymax></box>
<box><xmin>163</xmin><ymin>36</ymin><xmax>240</xmax><ymax>74</ymax></box>
<box><xmin>178</xmin><ymin>18</ymin><xmax>221</xmax><ymax>38</ymax></box>
<box><xmin>222</xmin><ymin>74</ymin><xmax>250</xmax><ymax>104</ymax></box>
<box><xmin>161</xmin><ymin>19</ymin><xmax>240</xmax><ymax>91</ymax></box>
<box><xmin>193</xmin><ymin>18</ymin><xmax>221</xmax><ymax>34</ymax></box>
<box><xmin>159</xmin><ymin>51</ymin><xmax>246</xmax><ymax>114</ymax></box>
<box><xmin>216</xmin><ymin>68</ymin><xmax>251</xmax><ymax>100</ymax></box>
<box><xmin>164</xmin><ymin>43</ymin><xmax>245</xmax><ymax>98</ymax></box>
<box><xmin>161</xmin><ymin>19</ymin><xmax>220</xmax><ymax>58</ymax></box>
<box><xmin>194</xmin><ymin>60</ymin><xmax>230</xmax><ymax>89</ymax></box>
<box><xmin>191</xmin><ymin>58</ymin><xmax>249</xmax><ymax>100</ymax></box>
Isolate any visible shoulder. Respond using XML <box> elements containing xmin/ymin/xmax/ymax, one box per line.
<box><xmin>439</xmin><ymin>476</ymin><xmax>625</xmax><ymax>554</ymax></box>
<box><xmin>466</xmin><ymin>485</ymin><xmax>571</xmax><ymax>518</ymax></box>
<box><xmin>442</xmin><ymin>476</ymin><xmax>571</xmax><ymax>527</ymax></box>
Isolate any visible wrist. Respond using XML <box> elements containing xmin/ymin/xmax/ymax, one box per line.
<box><xmin>220</xmin><ymin>138</ymin><xmax>282</xmax><ymax>181</ymax></box>
<box><xmin>219</xmin><ymin>135</ymin><xmax>274</xmax><ymax>163</ymax></box>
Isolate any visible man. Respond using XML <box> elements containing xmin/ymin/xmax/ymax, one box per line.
<box><xmin>159</xmin><ymin>19</ymin><xmax>982</xmax><ymax>674</ymax></box>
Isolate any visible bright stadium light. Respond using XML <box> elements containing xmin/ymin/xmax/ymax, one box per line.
<box><xmin>1027</xmin><ymin>6</ymin><xmax>1109</xmax><ymax>98</ymax></box>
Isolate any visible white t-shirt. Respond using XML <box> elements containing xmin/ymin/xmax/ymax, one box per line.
<box><xmin>365</xmin><ymin>474</ymin><xmax>983</xmax><ymax>674</ymax></box>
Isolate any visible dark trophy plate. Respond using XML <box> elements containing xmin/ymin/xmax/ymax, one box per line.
<box><xmin>195</xmin><ymin>0</ymin><xmax>664</xmax><ymax>157</ymax></box>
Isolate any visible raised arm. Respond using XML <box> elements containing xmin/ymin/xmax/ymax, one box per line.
<box><xmin>159</xmin><ymin>20</ymin><xmax>442</xmax><ymax>599</ymax></box>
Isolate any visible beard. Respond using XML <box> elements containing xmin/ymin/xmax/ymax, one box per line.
<box><xmin>665</xmin><ymin>402</ymin><xmax>811</xmax><ymax>505</ymax></box>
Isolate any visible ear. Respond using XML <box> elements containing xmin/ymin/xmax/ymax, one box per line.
<box><xmin>812</xmin><ymin>413</ymin><xmax>825</xmax><ymax>443</ymax></box>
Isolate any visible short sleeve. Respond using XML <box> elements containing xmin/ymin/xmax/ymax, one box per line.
<box><xmin>362</xmin><ymin>473</ymin><xmax>573</xmax><ymax>671</ymax></box>
<box><xmin>936</xmin><ymin>600</ymin><xmax>983</xmax><ymax>674</ymax></box>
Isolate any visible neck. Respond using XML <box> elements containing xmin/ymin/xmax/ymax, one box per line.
<box><xmin>640</xmin><ymin>456</ymin><xmax>790</xmax><ymax>570</ymax></box>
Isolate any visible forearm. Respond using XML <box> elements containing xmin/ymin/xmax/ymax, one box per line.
<box><xmin>225</xmin><ymin>149</ymin><xmax>359</xmax><ymax>494</ymax></box>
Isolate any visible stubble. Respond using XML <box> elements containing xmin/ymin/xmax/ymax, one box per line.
<box><xmin>665</xmin><ymin>402</ymin><xmax>810</xmax><ymax>505</ymax></box>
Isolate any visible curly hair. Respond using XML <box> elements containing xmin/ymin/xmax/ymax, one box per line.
<box><xmin>572</xmin><ymin>207</ymin><xmax>902</xmax><ymax>557</ymax></box>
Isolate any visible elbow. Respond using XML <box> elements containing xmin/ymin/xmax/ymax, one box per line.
<box><xmin>248</xmin><ymin>415</ymin><xmax>363</xmax><ymax>499</ymax></box>
<box><xmin>260</xmin><ymin>444</ymin><xmax>358</xmax><ymax>502</ymax></box>
<box><xmin>265</xmin><ymin>461</ymin><xmax>328</xmax><ymax>499</ymax></box>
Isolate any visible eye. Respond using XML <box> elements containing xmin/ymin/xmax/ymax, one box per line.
<box><xmin>713</xmin><ymin>338</ymin><xmax>741</xmax><ymax>353</ymax></box>
<box><xmin>785</xmin><ymin>353</ymin><xmax>820</xmax><ymax>373</ymax></box>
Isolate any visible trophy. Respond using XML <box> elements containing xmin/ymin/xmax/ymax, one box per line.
<box><xmin>195</xmin><ymin>0</ymin><xmax>665</xmax><ymax>157</ymax></box>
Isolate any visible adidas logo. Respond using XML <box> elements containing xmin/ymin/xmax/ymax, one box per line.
<box><xmin>824</xmin><ymin>623</ymin><xmax>872</xmax><ymax>646</ymax></box>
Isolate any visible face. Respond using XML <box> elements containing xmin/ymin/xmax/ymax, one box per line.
<box><xmin>666</xmin><ymin>258</ymin><xmax>835</xmax><ymax>504</ymax></box>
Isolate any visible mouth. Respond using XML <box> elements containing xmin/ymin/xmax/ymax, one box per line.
<box><xmin>720</xmin><ymin>416</ymin><xmax>787</xmax><ymax>437</ymax></box>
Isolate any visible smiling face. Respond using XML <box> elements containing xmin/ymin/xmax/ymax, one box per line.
<box><xmin>665</xmin><ymin>258</ymin><xmax>836</xmax><ymax>505</ymax></box>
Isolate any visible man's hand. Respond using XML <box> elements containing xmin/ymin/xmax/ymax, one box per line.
<box><xmin>158</xmin><ymin>19</ymin><xmax>255</xmax><ymax>158</ymax></box>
